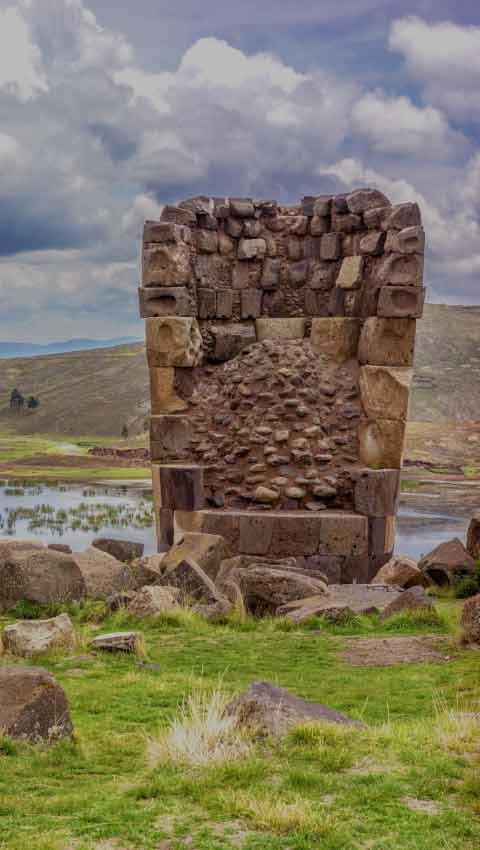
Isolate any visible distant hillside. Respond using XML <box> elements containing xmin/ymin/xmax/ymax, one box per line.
<box><xmin>411</xmin><ymin>304</ymin><xmax>480</xmax><ymax>421</ymax></box>
<box><xmin>0</xmin><ymin>337</ymin><xmax>141</xmax><ymax>359</ymax></box>
<box><xmin>0</xmin><ymin>343</ymin><xmax>149</xmax><ymax>437</ymax></box>
<box><xmin>0</xmin><ymin>305</ymin><xmax>478</xmax><ymax>437</ymax></box>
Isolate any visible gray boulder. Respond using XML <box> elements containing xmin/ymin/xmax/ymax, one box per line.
<box><xmin>127</xmin><ymin>585</ymin><xmax>180</xmax><ymax>617</ymax></box>
<box><xmin>73</xmin><ymin>547</ymin><xmax>134</xmax><ymax>599</ymax></box>
<box><xmin>419</xmin><ymin>538</ymin><xmax>476</xmax><ymax>587</ymax></box>
<box><xmin>217</xmin><ymin>561</ymin><xmax>327</xmax><ymax>616</ymax></box>
<box><xmin>0</xmin><ymin>548</ymin><xmax>86</xmax><ymax>612</ymax></box>
<box><xmin>380</xmin><ymin>586</ymin><xmax>434</xmax><ymax>622</ymax></box>
<box><xmin>2</xmin><ymin>613</ymin><xmax>76</xmax><ymax>657</ymax></box>
<box><xmin>225</xmin><ymin>681</ymin><xmax>365</xmax><ymax>736</ymax></box>
<box><xmin>92</xmin><ymin>538</ymin><xmax>144</xmax><ymax>563</ymax></box>
<box><xmin>0</xmin><ymin>667</ymin><xmax>73</xmax><ymax>742</ymax></box>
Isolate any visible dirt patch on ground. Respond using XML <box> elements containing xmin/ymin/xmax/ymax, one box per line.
<box><xmin>343</xmin><ymin>635</ymin><xmax>455</xmax><ymax>667</ymax></box>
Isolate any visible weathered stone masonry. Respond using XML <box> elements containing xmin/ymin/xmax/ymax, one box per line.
<box><xmin>139</xmin><ymin>189</ymin><xmax>425</xmax><ymax>582</ymax></box>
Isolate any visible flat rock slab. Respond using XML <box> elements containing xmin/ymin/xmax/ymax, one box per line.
<box><xmin>89</xmin><ymin>631</ymin><xmax>143</xmax><ymax>654</ymax></box>
<box><xmin>343</xmin><ymin>636</ymin><xmax>453</xmax><ymax>667</ymax></box>
<box><xmin>279</xmin><ymin>583</ymin><xmax>403</xmax><ymax>622</ymax></box>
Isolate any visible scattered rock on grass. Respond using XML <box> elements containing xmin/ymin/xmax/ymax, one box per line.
<box><xmin>2</xmin><ymin>613</ymin><xmax>76</xmax><ymax>657</ymax></box>
<box><xmin>0</xmin><ymin>666</ymin><xmax>73</xmax><ymax>742</ymax></box>
<box><xmin>127</xmin><ymin>585</ymin><xmax>180</xmax><ymax>617</ymax></box>
<box><xmin>73</xmin><ymin>547</ymin><xmax>134</xmax><ymax>599</ymax></box>
<box><xmin>277</xmin><ymin>583</ymin><xmax>402</xmax><ymax>623</ymax></box>
<box><xmin>0</xmin><ymin>547</ymin><xmax>86</xmax><ymax>612</ymax></box>
<box><xmin>371</xmin><ymin>555</ymin><xmax>429</xmax><ymax>589</ymax></box>
<box><xmin>419</xmin><ymin>538</ymin><xmax>475</xmax><ymax>587</ymax></box>
<box><xmin>162</xmin><ymin>556</ymin><xmax>229</xmax><ymax>605</ymax></box>
<box><xmin>379</xmin><ymin>586</ymin><xmax>433</xmax><ymax>622</ymax></box>
<box><xmin>90</xmin><ymin>631</ymin><xmax>143</xmax><ymax>654</ymax></box>
<box><xmin>225</xmin><ymin>680</ymin><xmax>365</xmax><ymax>735</ymax></box>
<box><xmin>461</xmin><ymin>593</ymin><xmax>480</xmax><ymax>645</ymax></box>
<box><xmin>218</xmin><ymin>563</ymin><xmax>327</xmax><ymax>616</ymax></box>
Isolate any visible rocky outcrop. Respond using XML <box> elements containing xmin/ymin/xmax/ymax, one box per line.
<box><xmin>225</xmin><ymin>680</ymin><xmax>365</xmax><ymax>736</ymax></box>
<box><xmin>1</xmin><ymin>613</ymin><xmax>76</xmax><ymax>657</ymax></box>
<box><xmin>0</xmin><ymin>547</ymin><xmax>86</xmax><ymax>612</ymax></box>
<box><xmin>277</xmin><ymin>583</ymin><xmax>403</xmax><ymax>623</ymax></box>
<box><xmin>0</xmin><ymin>667</ymin><xmax>73</xmax><ymax>742</ymax></box>
<box><xmin>73</xmin><ymin>547</ymin><xmax>135</xmax><ymax>599</ymax></box>
<box><xmin>419</xmin><ymin>538</ymin><xmax>476</xmax><ymax>587</ymax></box>
<box><xmin>371</xmin><ymin>555</ymin><xmax>429</xmax><ymax>589</ymax></box>
<box><xmin>461</xmin><ymin>594</ymin><xmax>480</xmax><ymax>645</ymax></box>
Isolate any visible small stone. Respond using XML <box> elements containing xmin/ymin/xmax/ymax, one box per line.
<box><xmin>253</xmin><ymin>486</ymin><xmax>280</xmax><ymax>503</ymax></box>
<box><xmin>238</xmin><ymin>238</ymin><xmax>266</xmax><ymax>260</ymax></box>
<box><xmin>285</xmin><ymin>487</ymin><xmax>306</xmax><ymax>499</ymax></box>
<box><xmin>274</xmin><ymin>430</ymin><xmax>290</xmax><ymax>442</ymax></box>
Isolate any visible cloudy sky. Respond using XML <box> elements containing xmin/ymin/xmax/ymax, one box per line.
<box><xmin>0</xmin><ymin>0</ymin><xmax>479</xmax><ymax>342</ymax></box>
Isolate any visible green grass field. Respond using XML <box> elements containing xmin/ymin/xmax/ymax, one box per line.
<box><xmin>1</xmin><ymin>601</ymin><xmax>479</xmax><ymax>850</ymax></box>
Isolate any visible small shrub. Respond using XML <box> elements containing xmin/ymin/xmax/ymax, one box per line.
<box><xmin>455</xmin><ymin>567</ymin><xmax>480</xmax><ymax>599</ymax></box>
<box><xmin>0</xmin><ymin>735</ymin><xmax>17</xmax><ymax>757</ymax></box>
<box><xmin>149</xmin><ymin>686</ymin><xmax>251</xmax><ymax>767</ymax></box>
<box><xmin>383</xmin><ymin>608</ymin><xmax>448</xmax><ymax>632</ymax></box>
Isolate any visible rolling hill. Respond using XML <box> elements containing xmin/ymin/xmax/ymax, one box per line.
<box><xmin>0</xmin><ymin>304</ymin><xmax>478</xmax><ymax>438</ymax></box>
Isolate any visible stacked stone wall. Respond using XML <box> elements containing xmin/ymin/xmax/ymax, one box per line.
<box><xmin>139</xmin><ymin>188</ymin><xmax>425</xmax><ymax>581</ymax></box>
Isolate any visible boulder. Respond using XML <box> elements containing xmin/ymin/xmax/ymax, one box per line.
<box><xmin>132</xmin><ymin>553</ymin><xmax>166</xmax><ymax>587</ymax></box>
<box><xmin>106</xmin><ymin>590</ymin><xmax>136</xmax><ymax>612</ymax></box>
<box><xmin>461</xmin><ymin>594</ymin><xmax>480</xmax><ymax>645</ymax></box>
<box><xmin>127</xmin><ymin>585</ymin><xmax>180</xmax><ymax>617</ymax></box>
<box><xmin>379</xmin><ymin>586</ymin><xmax>434</xmax><ymax>622</ymax></box>
<box><xmin>0</xmin><ymin>667</ymin><xmax>73</xmax><ymax>742</ymax></box>
<box><xmin>89</xmin><ymin>631</ymin><xmax>143</xmax><ymax>654</ymax></box>
<box><xmin>277</xmin><ymin>584</ymin><xmax>403</xmax><ymax>623</ymax></box>
<box><xmin>225</xmin><ymin>681</ymin><xmax>365</xmax><ymax>736</ymax></box>
<box><xmin>48</xmin><ymin>544</ymin><xmax>73</xmax><ymax>554</ymax></box>
<box><xmin>371</xmin><ymin>556</ymin><xmax>429</xmax><ymax>589</ymax></box>
<box><xmin>0</xmin><ymin>548</ymin><xmax>86</xmax><ymax>613</ymax></box>
<box><xmin>92</xmin><ymin>538</ymin><xmax>144</xmax><ymax>563</ymax></box>
<box><xmin>73</xmin><ymin>547</ymin><xmax>135</xmax><ymax>599</ymax></box>
<box><xmin>0</xmin><ymin>538</ymin><xmax>44</xmax><ymax>558</ymax></box>
<box><xmin>419</xmin><ymin>538</ymin><xmax>476</xmax><ymax>587</ymax></box>
<box><xmin>162</xmin><ymin>556</ymin><xmax>228</xmax><ymax>605</ymax></box>
<box><xmin>466</xmin><ymin>513</ymin><xmax>480</xmax><ymax>560</ymax></box>
<box><xmin>162</xmin><ymin>533</ymin><xmax>230</xmax><ymax>581</ymax></box>
<box><xmin>193</xmin><ymin>598</ymin><xmax>234</xmax><ymax>622</ymax></box>
<box><xmin>218</xmin><ymin>564</ymin><xmax>327</xmax><ymax>616</ymax></box>
<box><xmin>1</xmin><ymin>613</ymin><xmax>76</xmax><ymax>657</ymax></box>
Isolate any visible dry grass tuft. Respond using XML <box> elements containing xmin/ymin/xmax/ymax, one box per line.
<box><xmin>149</xmin><ymin>686</ymin><xmax>251</xmax><ymax>767</ymax></box>
<box><xmin>228</xmin><ymin>791</ymin><xmax>336</xmax><ymax>836</ymax></box>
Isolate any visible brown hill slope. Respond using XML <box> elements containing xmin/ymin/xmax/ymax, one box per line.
<box><xmin>0</xmin><ymin>304</ymin><xmax>478</xmax><ymax>437</ymax></box>
<box><xmin>0</xmin><ymin>343</ymin><xmax>149</xmax><ymax>437</ymax></box>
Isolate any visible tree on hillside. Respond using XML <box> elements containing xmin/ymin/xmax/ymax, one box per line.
<box><xmin>9</xmin><ymin>388</ymin><xmax>24</xmax><ymax>410</ymax></box>
<box><xmin>27</xmin><ymin>396</ymin><xmax>39</xmax><ymax>410</ymax></box>
<box><xmin>121</xmin><ymin>424</ymin><xmax>129</xmax><ymax>439</ymax></box>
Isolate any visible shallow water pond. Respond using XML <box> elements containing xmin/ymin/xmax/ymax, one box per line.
<box><xmin>0</xmin><ymin>479</ymin><xmax>471</xmax><ymax>561</ymax></box>
<box><xmin>0</xmin><ymin>479</ymin><xmax>157</xmax><ymax>553</ymax></box>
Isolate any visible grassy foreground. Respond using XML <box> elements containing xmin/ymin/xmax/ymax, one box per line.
<box><xmin>1</xmin><ymin>601</ymin><xmax>479</xmax><ymax>850</ymax></box>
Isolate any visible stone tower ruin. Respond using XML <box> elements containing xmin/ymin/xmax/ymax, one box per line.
<box><xmin>139</xmin><ymin>189</ymin><xmax>425</xmax><ymax>582</ymax></box>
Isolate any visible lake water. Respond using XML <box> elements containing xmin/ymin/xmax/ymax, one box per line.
<box><xmin>0</xmin><ymin>479</ymin><xmax>472</xmax><ymax>560</ymax></box>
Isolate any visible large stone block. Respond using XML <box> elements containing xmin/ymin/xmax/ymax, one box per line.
<box><xmin>162</xmin><ymin>532</ymin><xmax>230</xmax><ymax>581</ymax></box>
<box><xmin>346</xmin><ymin>188</ymin><xmax>391</xmax><ymax>214</ymax></box>
<box><xmin>377</xmin><ymin>286</ymin><xmax>425</xmax><ymax>319</ymax></box>
<box><xmin>385</xmin><ymin>202</ymin><xmax>421</xmax><ymax>230</ymax></box>
<box><xmin>317</xmin><ymin>512</ymin><xmax>368</xmax><ymax>557</ymax></box>
<box><xmin>256</xmin><ymin>318</ymin><xmax>306</xmax><ymax>341</ymax></box>
<box><xmin>310</xmin><ymin>318</ymin><xmax>360</xmax><ymax>361</ymax></box>
<box><xmin>196</xmin><ymin>229</ymin><xmax>218</xmax><ymax>253</ymax></box>
<box><xmin>320</xmin><ymin>232</ymin><xmax>341</xmax><ymax>260</ymax></box>
<box><xmin>210</xmin><ymin>324</ymin><xmax>256</xmax><ymax>361</ymax></box>
<box><xmin>197</xmin><ymin>288</ymin><xmax>216</xmax><ymax>319</ymax></box>
<box><xmin>241</xmin><ymin>289</ymin><xmax>262</xmax><ymax>319</ymax></box>
<box><xmin>149</xmin><ymin>367</ymin><xmax>187</xmax><ymax>414</ymax></box>
<box><xmin>150</xmin><ymin>415</ymin><xmax>192</xmax><ymax>462</ymax></box>
<box><xmin>368</xmin><ymin>516</ymin><xmax>396</xmax><ymax>555</ymax></box>
<box><xmin>146</xmin><ymin>317</ymin><xmax>203</xmax><ymax>367</ymax></box>
<box><xmin>138</xmin><ymin>286</ymin><xmax>193</xmax><ymax>318</ymax></box>
<box><xmin>158</xmin><ymin>464</ymin><xmax>204</xmax><ymax>510</ymax></box>
<box><xmin>238</xmin><ymin>238</ymin><xmax>266</xmax><ymax>260</ymax></box>
<box><xmin>375</xmin><ymin>252</ymin><xmax>424</xmax><ymax>287</ymax></box>
<box><xmin>353</xmin><ymin>469</ymin><xmax>401</xmax><ymax>517</ymax></box>
<box><xmin>358</xmin><ymin>419</ymin><xmax>407</xmax><ymax>468</ymax></box>
<box><xmin>144</xmin><ymin>221</ymin><xmax>189</xmax><ymax>243</ymax></box>
<box><xmin>0</xmin><ymin>667</ymin><xmax>73</xmax><ymax>742</ymax></box>
<box><xmin>161</xmin><ymin>205</ymin><xmax>197</xmax><ymax>226</ymax></box>
<box><xmin>336</xmin><ymin>256</ymin><xmax>363</xmax><ymax>289</ymax></box>
<box><xmin>216</xmin><ymin>289</ymin><xmax>233</xmax><ymax>318</ymax></box>
<box><xmin>142</xmin><ymin>243</ymin><xmax>191</xmax><ymax>287</ymax></box>
<box><xmin>358</xmin><ymin>318</ymin><xmax>416</xmax><ymax>367</ymax></box>
<box><xmin>359</xmin><ymin>365</ymin><xmax>413</xmax><ymax>421</ymax></box>
<box><xmin>385</xmin><ymin>226</ymin><xmax>425</xmax><ymax>255</ymax></box>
